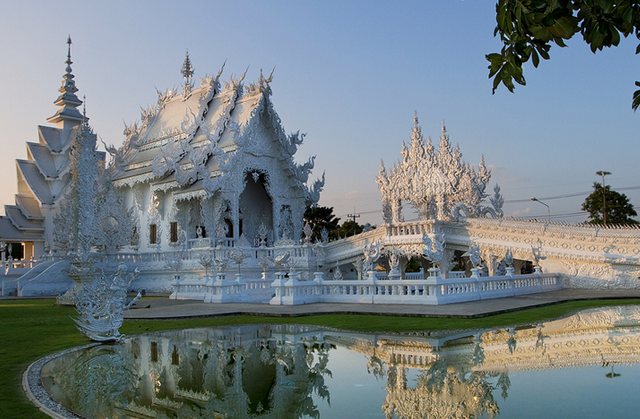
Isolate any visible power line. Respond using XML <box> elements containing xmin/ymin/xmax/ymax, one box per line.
<box><xmin>505</xmin><ymin>185</ymin><xmax>640</xmax><ymax>204</ymax></box>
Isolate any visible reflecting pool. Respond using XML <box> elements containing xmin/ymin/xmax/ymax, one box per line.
<box><xmin>42</xmin><ymin>305</ymin><xmax>640</xmax><ymax>418</ymax></box>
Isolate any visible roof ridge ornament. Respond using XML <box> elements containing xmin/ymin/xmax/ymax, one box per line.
<box><xmin>82</xmin><ymin>95</ymin><xmax>87</xmax><ymax>124</ymax></box>
<box><xmin>258</xmin><ymin>67</ymin><xmax>275</xmax><ymax>95</ymax></box>
<box><xmin>182</xmin><ymin>50</ymin><xmax>194</xmax><ymax>98</ymax></box>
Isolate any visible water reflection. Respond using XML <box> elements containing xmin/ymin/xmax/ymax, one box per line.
<box><xmin>42</xmin><ymin>305</ymin><xmax>640</xmax><ymax>418</ymax></box>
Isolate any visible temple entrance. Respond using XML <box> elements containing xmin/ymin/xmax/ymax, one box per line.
<box><xmin>239</xmin><ymin>172</ymin><xmax>273</xmax><ymax>246</ymax></box>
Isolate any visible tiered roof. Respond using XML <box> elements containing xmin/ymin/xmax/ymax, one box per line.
<box><xmin>1</xmin><ymin>38</ymin><xmax>89</xmax><ymax>247</ymax></box>
<box><xmin>111</xmin><ymin>61</ymin><xmax>323</xmax><ymax>205</ymax></box>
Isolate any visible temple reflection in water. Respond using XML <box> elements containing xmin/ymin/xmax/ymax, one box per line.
<box><xmin>42</xmin><ymin>305</ymin><xmax>640</xmax><ymax>418</ymax></box>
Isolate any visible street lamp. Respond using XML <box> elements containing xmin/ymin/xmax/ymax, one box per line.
<box><xmin>595</xmin><ymin>171</ymin><xmax>611</xmax><ymax>225</ymax></box>
<box><xmin>531</xmin><ymin>197</ymin><xmax>550</xmax><ymax>222</ymax></box>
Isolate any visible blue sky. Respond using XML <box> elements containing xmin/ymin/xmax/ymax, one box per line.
<box><xmin>0</xmin><ymin>1</ymin><xmax>638</xmax><ymax>225</ymax></box>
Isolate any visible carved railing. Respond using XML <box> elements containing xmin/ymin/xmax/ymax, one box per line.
<box><xmin>0</xmin><ymin>258</ymin><xmax>41</xmax><ymax>276</ymax></box>
<box><xmin>269</xmin><ymin>270</ymin><xmax>561</xmax><ymax>306</ymax></box>
<box><xmin>170</xmin><ymin>274</ymin><xmax>273</xmax><ymax>303</ymax></box>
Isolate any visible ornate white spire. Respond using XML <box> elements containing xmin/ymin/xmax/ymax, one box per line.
<box><xmin>181</xmin><ymin>50</ymin><xmax>194</xmax><ymax>97</ymax></box>
<box><xmin>181</xmin><ymin>50</ymin><xmax>194</xmax><ymax>80</ymax></box>
<box><xmin>47</xmin><ymin>36</ymin><xmax>85</xmax><ymax>126</ymax></box>
<box><xmin>378</xmin><ymin>115</ymin><xmax>498</xmax><ymax>222</ymax></box>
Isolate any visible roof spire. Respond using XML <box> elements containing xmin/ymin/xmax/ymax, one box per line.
<box><xmin>47</xmin><ymin>36</ymin><xmax>84</xmax><ymax>127</ymax></box>
<box><xmin>181</xmin><ymin>50</ymin><xmax>194</xmax><ymax>97</ymax></box>
<box><xmin>181</xmin><ymin>50</ymin><xmax>194</xmax><ymax>79</ymax></box>
<box><xmin>62</xmin><ymin>36</ymin><xmax>78</xmax><ymax>96</ymax></box>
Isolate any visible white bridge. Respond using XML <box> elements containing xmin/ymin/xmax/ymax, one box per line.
<box><xmin>167</xmin><ymin>217</ymin><xmax>640</xmax><ymax>305</ymax></box>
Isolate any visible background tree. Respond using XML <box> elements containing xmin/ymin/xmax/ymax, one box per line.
<box><xmin>337</xmin><ymin>220</ymin><xmax>364</xmax><ymax>238</ymax></box>
<box><xmin>303</xmin><ymin>206</ymin><xmax>340</xmax><ymax>242</ymax></box>
<box><xmin>488</xmin><ymin>0</ymin><xmax>640</xmax><ymax>110</ymax></box>
<box><xmin>582</xmin><ymin>183</ymin><xmax>638</xmax><ymax>225</ymax></box>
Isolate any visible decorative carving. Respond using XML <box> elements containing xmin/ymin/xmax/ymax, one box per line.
<box><xmin>53</xmin><ymin>122</ymin><xmax>99</xmax><ymax>259</ymax></box>
<box><xmin>422</xmin><ymin>232</ymin><xmax>445</xmax><ymax>264</ymax></box>
<box><xmin>313</xmin><ymin>242</ymin><xmax>326</xmax><ymax>270</ymax></box>
<box><xmin>363</xmin><ymin>241</ymin><xmax>381</xmax><ymax>272</ymax></box>
<box><xmin>532</xmin><ymin>239</ymin><xmax>546</xmax><ymax>266</ymax></box>
<box><xmin>257</xmin><ymin>223</ymin><xmax>269</xmax><ymax>247</ymax></box>
<box><xmin>377</xmin><ymin>114</ymin><xmax>500</xmax><ymax>222</ymax></box>
<box><xmin>72</xmin><ymin>264</ymin><xmax>140</xmax><ymax>342</ymax></box>
<box><xmin>503</xmin><ymin>249</ymin><xmax>514</xmax><ymax>267</ymax></box>
<box><xmin>198</xmin><ymin>252</ymin><xmax>214</xmax><ymax>276</ymax></box>
<box><xmin>166</xmin><ymin>251</ymin><xmax>186</xmax><ymax>274</ymax></box>
<box><xmin>228</xmin><ymin>249</ymin><xmax>250</xmax><ymax>274</ymax></box>
<box><xmin>303</xmin><ymin>222</ymin><xmax>313</xmax><ymax>244</ymax></box>
<box><xmin>463</xmin><ymin>244</ymin><xmax>482</xmax><ymax>269</ymax></box>
<box><xmin>320</xmin><ymin>227</ymin><xmax>330</xmax><ymax>244</ymax></box>
<box><xmin>333</xmin><ymin>262</ymin><xmax>343</xmax><ymax>280</ymax></box>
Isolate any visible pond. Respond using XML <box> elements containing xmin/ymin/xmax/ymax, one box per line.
<box><xmin>41</xmin><ymin>305</ymin><xmax>640</xmax><ymax>418</ymax></box>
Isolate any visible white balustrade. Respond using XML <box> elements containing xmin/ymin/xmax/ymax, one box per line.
<box><xmin>404</xmin><ymin>271</ymin><xmax>425</xmax><ymax>280</ymax></box>
<box><xmin>268</xmin><ymin>269</ymin><xmax>560</xmax><ymax>306</ymax></box>
<box><xmin>170</xmin><ymin>275</ymin><xmax>208</xmax><ymax>301</ymax></box>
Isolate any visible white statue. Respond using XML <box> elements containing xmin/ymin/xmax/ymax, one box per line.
<box><xmin>363</xmin><ymin>241</ymin><xmax>381</xmax><ymax>272</ymax></box>
<box><xmin>388</xmin><ymin>251</ymin><xmax>401</xmax><ymax>278</ymax></box>
<box><xmin>422</xmin><ymin>232</ymin><xmax>445</xmax><ymax>265</ymax></box>
<box><xmin>333</xmin><ymin>261</ymin><xmax>343</xmax><ymax>280</ymax></box>
<box><xmin>228</xmin><ymin>250</ymin><xmax>250</xmax><ymax>274</ymax></box>
<box><xmin>198</xmin><ymin>253</ymin><xmax>214</xmax><ymax>276</ymax></box>
<box><xmin>72</xmin><ymin>264</ymin><xmax>140</xmax><ymax>342</ymax></box>
<box><xmin>503</xmin><ymin>249</ymin><xmax>514</xmax><ymax>267</ymax></box>
<box><xmin>532</xmin><ymin>239</ymin><xmax>546</xmax><ymax>267</ymax></box>
<box><xmin>463</xmin><ymin>244</ymin><xmax>482</xmax><ymax>269</ymax></box>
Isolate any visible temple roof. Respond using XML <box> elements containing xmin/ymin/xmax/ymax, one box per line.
<box><xmin>4</xmin><ymin>205</ymin><xmax>44</xmax><ymax>231</ymax></box>
<box><xmin>16</xmin><ymin>160</ymin><xmax>54</xmax><ymax>205</ymax></box>
<box><xmin>37</xmin><ymin>125</ymin><xmax>62</xmax><ymax>152</ymax></box>
<box><xmin>14</xmin><ymin>195</ymin><xmax>43</xmax><ymax>220</ymax></box>
<box><xmin>112</xmin><ymin>77</ymin><xmax>268</xmax><ymax>185</ymax></box>
<box><xmin>0</xmin><ymin>217</ymin><xmax>44</xmax><ymax>242</ymax></box>
<box><xmin>108</xmin><ymin>63</ymin><xmax>321</xmax><ymax>206</ymax></box>
<box><xmin>26</xmin><ymin>142</ymin><xmax>58</xmax><ymax>179</ymax></box>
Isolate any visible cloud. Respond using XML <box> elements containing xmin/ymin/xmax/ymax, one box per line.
<box><xmin>509</xmin><ymin>207</ymin><xmax>531</xmax><ymax>218</ymax></box>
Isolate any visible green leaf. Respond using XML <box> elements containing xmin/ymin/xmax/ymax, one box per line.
<box><xmin>531</xmin><ymin>48</ymin><xmax>540</xmax><ymax>67</ymax></box>
<box><xmin>633</xmin><ymin>84</ymin><xmax>640</xmax><ymax>111</ymax></box>
<box><xmin>548</xmin><ymin>16</ymin><xmax>579</xmax><ymax>39</ymax></box>
<box><xmin>486</xmin><ymin>53</ymin><xmax>505</xmax><ymax>63</ymax></box>
<box><xmin>611</xmin><ymin>29</ymin><xmax>621</xmax><ymax>47</ymax></box>
<box><xmin>539</xmin><ymin>47</ymin><xmax>550</xmax><ymax>60</ymax></box>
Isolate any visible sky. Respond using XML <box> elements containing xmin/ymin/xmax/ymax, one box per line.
<box><xmin>0</xmin><ymin>0</ymin><xmax>638</xmax><ymax>226</ymax></box>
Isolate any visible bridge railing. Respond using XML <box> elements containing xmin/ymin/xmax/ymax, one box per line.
<box><xmin>170</xmin><ymin>273</ymin><xmax>274</xmax><ymax>304</ymax></box>
<box><xmin>268</xmin><ymin>269</ymin><xmax>561</xmax><ymax>306</ymax></box>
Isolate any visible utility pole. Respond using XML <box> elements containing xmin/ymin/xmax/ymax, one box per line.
<box><xmin>531</xmin><ymin>197</ymin><xmax>550</xmax><ymax>222</ymax></box>
<box><xmin>346</xmin><ymin>209</ymin><xmax>360</xmax><ymax>236</ymax></box>
<box><xmin>596</xmin><ymin>171</ymin><xmax>611</xmax><ymax>225</ymax></box>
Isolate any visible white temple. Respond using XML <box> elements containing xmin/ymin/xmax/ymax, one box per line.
<box><xmin>2</xmin><ymin>39</ymin><xmax>640</xmax><ymax>301</ymax></box>
<box><xmin>107</xmin><ymin>53</ymin><xmax>323</xmax><ymax>253</ymax></box>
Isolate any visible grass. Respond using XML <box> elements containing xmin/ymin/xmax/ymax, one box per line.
<box><xmin>3</xmin><ymin>297</ymin><xmax>640</xmax><ymax>418</ymax></box>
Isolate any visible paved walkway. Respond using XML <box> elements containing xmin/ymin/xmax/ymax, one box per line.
<box><xmin>124</xmin><ymin>289</ymin><xmax>640</xmax><ymax>320</ymax></box>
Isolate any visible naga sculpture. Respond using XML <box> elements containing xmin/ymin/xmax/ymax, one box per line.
<box><xmin>463</xmin><ymin>244</ymin><xmax>482</xmax><ymax>269</ymax></box>
<box><xmin>73</xmin><ymin>264</ymin><xmax>140</xmax><ymax>342</ymax></box>
<box><xmin>422</xmin><ymin>232</ymin><xmax>446</xmax><ymax>265</ymax></box>
<box><xmin>532</xmin><ymin>239</ymin><xmax>546</xmax><ymax>267</ymax></box>
<box><xmin>363</xmin><ymin>241</ymin><xmax>382</xmax><ymax>272</ymax></box>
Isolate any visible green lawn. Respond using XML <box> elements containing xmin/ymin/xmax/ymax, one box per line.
<box><xmin>3</xmin><ymin>297</ymin><xmax>640</xmax><ymax>418</ymax></box>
